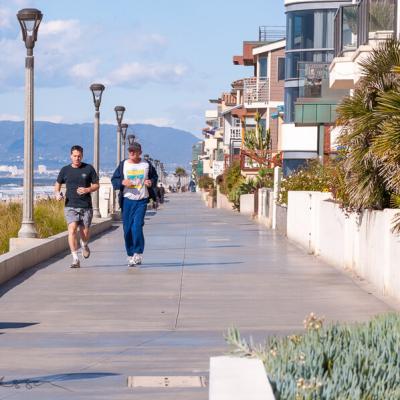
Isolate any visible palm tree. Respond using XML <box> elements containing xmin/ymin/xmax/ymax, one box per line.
<box><xmin>243</xmin><ymin>111</ymin><xmax>272</xmax><ymax>167</ymax></box>
<box><xmin>174</xmin><ymin>167</ymin><xmax>187</xmax><ymax>177</ymax></box>
<box><xmin>336</xmin><ymin>39</ymin><xmax>400</xmax><ymax>212</ymax></box>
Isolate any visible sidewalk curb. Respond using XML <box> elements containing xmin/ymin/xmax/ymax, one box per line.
<box><xmin>0</xmin><ymin>218</ymin><xmax>113</xmax><ymax>286</ymax></box>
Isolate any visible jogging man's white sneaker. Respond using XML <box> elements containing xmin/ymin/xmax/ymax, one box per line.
<box><xmin>133</xmin><ymin>253</ymin><xmax>143</xmax><ymax>265</ymax></box>
<box><xmin>128</xmin><ymin>256</ymin><xmax>137</xmax><ymax>267</ymax></box>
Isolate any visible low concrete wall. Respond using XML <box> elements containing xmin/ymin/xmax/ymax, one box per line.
<box><xmin>287</xmin><ymin>191</ymin><xmax>332</xmax><ymax>253</ymax></box>
<box><xmin>0</xmin><ymin>218</ymin><xmax>112</xmax><ymax>286</ymax></box>
<box><xmin>275</xmin><ymin>205</ymin><xmax>287</xmax><ymax>236</ymax></box>
<box><xmin>257</xmin><ymin>188</ymin><xmax>273</xmax><ymax>228</ymax></box>
<box><xmin>287</xmin><ymin>191</ymin><xmax>400</xmax><ymax>301</ymax></box>
<box><xmin>240</xmin><ymin>193</ymin><xmax>255</xmax><ymax>216</ymax></box>
<box><xmin>216</xmin><ymin>188</ymin><xmax>235</xmax><ymax>211</ymax></box>
<box><xmin>209</xmin><ymin>356</ymin><xmax>275</xmax><ymax>400</ymax></box>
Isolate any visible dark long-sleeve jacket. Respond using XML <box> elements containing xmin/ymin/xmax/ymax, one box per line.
<box><xmin>111</xmin><ymin>160</ymin><xmax>158</xmax><ymax>210</ymax></box>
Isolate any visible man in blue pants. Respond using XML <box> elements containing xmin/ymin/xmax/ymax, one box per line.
<box><xmin>111</xmin><ymin>142</ymin><xmax>158</xmax><ymax>267</ymax></box>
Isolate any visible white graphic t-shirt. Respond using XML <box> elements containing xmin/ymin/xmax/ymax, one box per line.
<box><xmin>122</xmin><ymin>160</ymin><xmax>149</xmax><ymax>200</ymax></box>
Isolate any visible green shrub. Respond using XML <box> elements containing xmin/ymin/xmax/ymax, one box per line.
<box><xmin>0</xmin><ymin>199</ymin><xmax>67</xmax><ymax>254</ymax></box>
<box><xmin>198</xmin><ymin>175</ymin><xmax>214</xmax><ymax>189</ymax></box>
<box><xmin>279</xmin><ymin>161</ymin><xmax>332</xmax><ymax>206</ymax></box>
<box><xmin>226</xmin><ymin>312</ymin><xmax>400</xmax><ymax>399</ymax></box>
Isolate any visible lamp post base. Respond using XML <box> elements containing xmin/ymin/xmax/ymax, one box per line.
<box><xmin>93</xmin><ymin>208</ymin><xmax>102</xmax><ymax>219</ymax></box>
<box><xmin>18</xmin><ymin>221</ymin><xmax>38</xmax><ymax>238</ymax></box>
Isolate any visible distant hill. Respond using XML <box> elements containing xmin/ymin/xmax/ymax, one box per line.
<box><xmin>0</xmin><ymin>121</ymin><xmax>199</xmax><ymax>172</ymax></box>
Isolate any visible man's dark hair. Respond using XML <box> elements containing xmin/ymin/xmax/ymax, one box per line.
<box><xmin>128</xmin><ymin>142</ymin><xmax>142</xmax><ymax>153</ymax></box>
<box><xmin>71</xmin><ymin>145</ymin><xmax>83</xmax><ymax>154</ymax></box>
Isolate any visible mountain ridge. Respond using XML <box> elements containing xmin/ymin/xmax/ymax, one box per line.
<box><xmin>0</xmin><ymin>121</ymin><xmax>199</xmax><ymax>171</ymax></box>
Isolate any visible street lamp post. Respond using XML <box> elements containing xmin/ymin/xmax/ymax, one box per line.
<box><xmin>114</xmin><ymin>106</ymin><xmax>125</xmax><ymax>165</ymax></box>
<box><xmin>17</xmin><ymin>8</ymin><xmax>43</xmax><ymax>238</ymax></box>
<box><xmin>121</xmin><ymin>123</ymin><xmax>128</xmax><ymax>160</ymax></box>
<box><xmin>90</xmin><ymin>83</ymin><xmax>105</xmax><ymax>218</ymax></box>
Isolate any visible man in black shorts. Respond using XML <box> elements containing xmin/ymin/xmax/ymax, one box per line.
<box><xmin>54</xmin><ymin>145</ymin><xmax>99</xmax><ymax>268</ymax></box>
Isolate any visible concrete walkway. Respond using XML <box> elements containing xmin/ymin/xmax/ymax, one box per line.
<box><xmin>0</xmin><ymin>193</ymin><xmax>392</xmax><ymax>399</ymax></box>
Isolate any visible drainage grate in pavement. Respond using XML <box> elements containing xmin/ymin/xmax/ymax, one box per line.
<box><xmin>127</xmin><ymin>376</ymin><xmax>208</xmax><ymax>388</ymax></box>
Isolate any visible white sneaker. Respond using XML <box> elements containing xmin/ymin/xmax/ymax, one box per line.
<box><xmin>133</xmin><ymin>253</ymin><xmax>143</xmax><ymax>265</ymax></box>
<box><xmin>127</xmin><ymin>256</ymin><xmax>137</xmax><ymax>267</ymax></box>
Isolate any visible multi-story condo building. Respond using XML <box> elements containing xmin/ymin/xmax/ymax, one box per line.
<box><xmin>283</xmin><ymin>0</ymin><xmax>351</xmax><ymax>174</ymax></box>
<box><xmin>229</xmin><ymin>27</ymin><xmax>286</xmax><ymax>174</ymax></box>
<box><xmin>201</xmin><ymin>109</ymin><xmax>225</xmax><ymax>178</ymax></box>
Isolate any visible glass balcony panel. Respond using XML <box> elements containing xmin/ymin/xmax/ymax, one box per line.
<box><xmin>369</xmin><ymin>0</ymin><xmax>395</xmax><ymax>33</ymax></box>
<box><xmin>342</xmin><ymin>6</ymin><xmax>358</xmax><ymax>51</ymax></box>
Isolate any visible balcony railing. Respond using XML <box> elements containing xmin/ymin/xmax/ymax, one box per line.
<box><xmin>230</xmin><ymin>127</ymin><xmax>241</xmax><ymax>140</ymax></box>
<box><xmin>358</xmin><ymin>0</ymin><xmax>396</xmax><ymax>47</ymax></box>
<box><xmin>298</xmin><ymin>62</ymin><xmax>330</xmax><ymax>98</ymax></box>
<box><xmin>243</xmin><ymin>77</ymin><xmax>269</xmax><ymax>106</ymax></box>
<box><xmin>259</xmin><ymin>26</ymin><xmax>285</xmax><ymax>42</ymax></box>
<box><xmin>334</xmin><ymin>4</ymin><xmax>358</xmax><ymax>57</ymax></box>
<box><xmin>222</xmin><ymin>93</ymin><xmax>237</xmax><ymax>106</ymax></box>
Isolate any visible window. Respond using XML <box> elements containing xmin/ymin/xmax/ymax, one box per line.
<box><xmin>232</xmin><ymin>117</ymin><xmax>241</xmax><ymax>127</ymax></box>
<box><xmin>286</xmin><ymin>9</ymin><xmax>336</xmax><ymax>51</ymax></box>
<box><xmin>259</xmin><ymin>56</ymin><xmax>268</xmax><ymax>78</ymax></box>
<box><xmin>278</xmin><ymin>58</ymin><xmax>285</xmax><ymax>81</ymax></box>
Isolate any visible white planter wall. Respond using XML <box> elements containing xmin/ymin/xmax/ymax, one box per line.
<box><xmin>287</xmin><ymin>191</ymin><xmax>331</xmax><ymax>253</ymax></box>
<box><xmin>287</xmin><ymin>191</ymin><xmax>400</xmax><ymax>301</ymax></box>
<box><xmin>240</xmin><ymin>193</ymin><xmax>255</xmax><ymax>215</ymax></box>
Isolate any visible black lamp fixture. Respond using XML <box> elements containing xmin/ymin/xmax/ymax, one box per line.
<box><xmin>90</xmin><ymin>83</ymin><xmax>105</xmax><ymax>111</ymax></box>
<box><xmin>121</xmin><ymin>123</ymin><xmax>128</xmax><ymax>141</ymax></box>
<box><xmin>114</xmin><ymin>106</ymin><xmax>125</xmax><ymax>126</ymax></box>
<box><xmin>17</xmin><ymin>8</ymin><xmax>43</xmax><ymax>53</ymax></box>
<box><xmin>127</xmin><ymin>134</ymin><xmax>136</xmax><ymax>146</ymax></box>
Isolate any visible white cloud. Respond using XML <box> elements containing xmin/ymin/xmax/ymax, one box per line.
<box><xmin>108</xmin><ymin>62</ymin><xmax>187</xmax><ymax>86</ymax></box>
<box><xmin>69</xmin><ymin>61</ymin><xmax>99</xmax><ymax>80</ymax></box>
<box><xmin>135</xmin><ymin>117</ymin><xmax>175</xmax><ymax>127</ymax></box>
<box><xmin>0</xmin><ymin>113</ymin><xmax>22</xmax><ymax>121</ymax></box>
<box><xmin>40</xmin><ymin>19</ymin><xmax>81</xmax><ymax>38</ymax></box>
<box><xmin>0</xmin><ymin>7</ymin><xmax>11</xmax><ymax>28</ymax></box>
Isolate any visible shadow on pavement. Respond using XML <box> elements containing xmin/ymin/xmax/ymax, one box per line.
<box><xmin>0</xmin><ymin>372</ymin><xmax>120</xmax><ymax>389</ymax></box>
<box><xmin>0</xmin><ymin>322</ymin><xmax>38</xmax><ymax>329</ymax></box>
<box><xmin>0</xmin><ymin>227</ymin><xmax>118</xmax><ymax>298</ymax></box>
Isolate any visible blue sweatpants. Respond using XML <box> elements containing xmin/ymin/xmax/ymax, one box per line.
<box><xmin>122</xmin><ymin>198</ymin><xmax>148</xmax><ymax>256</ymax></box>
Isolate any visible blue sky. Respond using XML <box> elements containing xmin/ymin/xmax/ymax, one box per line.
<box><xmin>0</xmin><ymin>0</ymin><xmax>285</xmax><ymax>136</ymax></box>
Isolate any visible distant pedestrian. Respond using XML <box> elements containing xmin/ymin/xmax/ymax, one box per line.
<box><xmin>157</xmin><ymin>183</ymin><xmax>165</xmax><ymax>204</ymax></box>
<box><xmin>54</xmin><ymin>145</ymin><xmax>99</xmax><ymax>268</ymax></box>
<box><xmin>111</xmin><ymin>142</ymin><xmax>158</xmax><ymax>267</ymax></box>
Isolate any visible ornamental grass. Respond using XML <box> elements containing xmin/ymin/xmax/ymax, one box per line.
<box><xmin>0</xmin><ymin>199</ymin><xmax>66</xmax><ymax>254</ymax></box>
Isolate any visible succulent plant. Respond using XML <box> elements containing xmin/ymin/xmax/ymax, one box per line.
<box><xmin>226</xmin><ymin>313</ymin><xmax>400</xmax><ymax>399</ymax></box>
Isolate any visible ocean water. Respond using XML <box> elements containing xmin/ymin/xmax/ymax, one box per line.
<box><xmin>0</xmin><ymin>177</ymin><xmax>56</xmax><ymax>200</ymax></box>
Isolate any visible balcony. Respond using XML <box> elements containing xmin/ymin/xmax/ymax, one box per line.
<box><xmin>243</xmin><ymin>77</ymin><xmax>269</xmax><ymax>108</ymax></box>
<box><xmin>334</xmin><ymin>4</ymin><xmax>358</xmax><ymax>57</ymax></box>
<box><xmin>330</xmin><ymin>0</ymin><xmax>396</xmax><ymax>89</ymax></box>
<box><xmin>357</xmin><ymin>0</ymin><xmax>396</xmax><ymax>47</ymax></box>
<box><xmin>298</xmin><ymin>62</ymin><xmax>330</xmax><ymax>99</ymax></box>
<box><xmin>230</xmin><ymin>127</ymin><xmax>241</xmax><ymax>140</ymax></box>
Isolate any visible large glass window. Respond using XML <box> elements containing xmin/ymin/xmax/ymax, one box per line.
<box><xmin>287</xmin><ymin>9</ymin><xmax>336</xmax><ymax>51</ymax></box>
